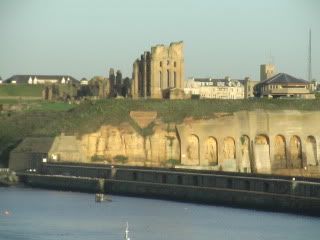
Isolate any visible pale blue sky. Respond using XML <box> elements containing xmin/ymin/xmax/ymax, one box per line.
<box><xmin>0</xmin><ymin>0</ymin><xmax>319</xmax><ymax>80</ymax></box>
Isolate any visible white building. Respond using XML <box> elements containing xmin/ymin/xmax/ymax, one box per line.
<box><xmin>184</xmin><ymin>77</ymin><xmax>244</xmax><ymax>99</ymax></box>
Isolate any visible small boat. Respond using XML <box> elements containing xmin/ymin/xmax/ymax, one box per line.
<box><xmin>95</xmin><ymin>193</ymin><xmax>112</xmax><ymax>202</ymax></box>
<box><xmin>95</xmin><ymin>193</ymin><xmax>104</xmax><ymax>202</ymax></box>
<box><xmin>124</xmin><ymin>222</ymin><xmax>130</xmax><ymax>240</ymax></box>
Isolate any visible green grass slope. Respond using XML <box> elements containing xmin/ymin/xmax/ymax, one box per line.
<box><xmin>1</xmin><ymin>98</ymin><xmax>320</xmax><ymax>166</ymax></box>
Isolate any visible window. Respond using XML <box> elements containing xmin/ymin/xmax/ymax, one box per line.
<box><xmin>193</xmin><ymin>176</ymin><xmax>199</xmax><ymax>186</ymax></box>
<box><xmin>244</xmin><ymin>180</ymin><xmax>250</xmax><ymax>190</ymax></box>
<box><xmin>133</xmin><ymin>172</ymin><xmax>137</xmax><ymax>181</ymax></box>
<box><xmin>263</xmin><ymin>182</ymin><xmax>270</xmax><ymax>192</ymax></box>
<box><xmin>167</xmin><ymin>70</ymin><xmax>170</xmax><ymax>87</ymax></box>
<box><xmin>161</xmin><ymin>174</ymin><xmax>167</xmax><ymax>184</ymax></box>
<box><xmin>160</xmin><ymin>61</ymin><xmax>162</xmax><ymax>67</ymax></box>
<box><xmin>167</xmin><ymin>60</ymin><xmax>170</xmax><ymax>65</ymax></box>
<box><xmin>174</xmin><ymin>72</ymin><xmax>176</xmax><ymax>87</ymax></box>
<box><xmin>174</xmin><ymin>61</ymin><xmax>176</xmax><ymax>67</ymax></box>
<box><xmin>177</xmin><ymin>175</ymin><xmax>183</xmax><ymax>185</ymax></box>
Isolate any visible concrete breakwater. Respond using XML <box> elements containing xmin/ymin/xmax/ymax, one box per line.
<box><xmin>19</xmin><ymin>163</ymin><xmax>320</xmax><ymax>216</ymax></box>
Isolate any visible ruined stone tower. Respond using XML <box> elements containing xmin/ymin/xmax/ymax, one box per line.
<box><xmin>131</xmin><ymin>41</ymin><xmax>184</xmax><ymax>99</ymax></box>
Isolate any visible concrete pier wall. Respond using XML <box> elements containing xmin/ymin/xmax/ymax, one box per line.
<box><xmin>18</xmin><ymin>163</ymin><xmax>320</xmax><ymax>215</ymax></box>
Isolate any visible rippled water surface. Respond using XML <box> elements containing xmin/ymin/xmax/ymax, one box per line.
<box><xmin>0</xmin><ymin>187</ymin><xmax>319</xmax><ymax>240</ymax></box>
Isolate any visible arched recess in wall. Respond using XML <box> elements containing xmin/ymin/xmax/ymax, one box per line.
<box><xmin>254</xmin><ymin>135</ymin><xmax>270</xmax><ymax>172</ymax></box>
<box><xmin>205</xmin><ymin>137</ymin><xmax>218</xmax><ymax>166</ymax></box>
<box><xmin>289</xmin><ymin>135</ymin><xmax>302</xmax><ymax>168</ymax></box>
<box><xmin>167</xmin><ymin>70</ymin><xmax>170</xmax><ymax>88</ymax></box>
<box><xmin>174</xmin><ymin>72</ymin><xmax>177</xmax><ymax>88</ymax></box>
<box><xmin>159</xmin><ymin>71</ymin><xmax>162</xmax><ymax>89</ymax></box>
<box><xmin>240</xmin><ymin>135</ymin><xmax>251</xmax><ymax>172</ymax></box>
<box><xmin>222</xmin><ymin>137</ymin><xmax>236</xmax><ymax>162</ymax></box>
<box><xmin>274</xmin><ymin>135</ymin><xmax>287</xmax><ymax>168</ymax></box>
<box><xmin>186</xmin><ymin>134</ymin><xmax>200</xmax><ymax>165</ymax></box>
<box><xmin>306</xmin><ymin>136</ymin><xmax>318</xmax><ymax>166</ymax></box>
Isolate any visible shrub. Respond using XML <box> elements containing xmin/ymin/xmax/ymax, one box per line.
<box><xmin>91</xmin><ymin>154</ymin><xmax>105</xmax><ymax>162</ymax></box>
<box><xmin>166</xmin><ymin>158</ymin><xmax>180</xmax><ymax>166</ymax></box>
<box><xmin>113</xmin><ymin>155</ymin><xmax>128</xmax><ymax>164</ymax></box>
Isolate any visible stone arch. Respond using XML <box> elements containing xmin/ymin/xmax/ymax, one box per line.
<box><xmin>240</xmin><ymin>135</ymin><xmax>251</xmax><ymax>172</ymax></box>
<box><xmin>254</xmin><ymin>135</ymin><xmax>271</xmax><ymax>173</ymax></box>
<box><xmin>306</xmin><ymin>136</ymin><xmax>318</xmax><ymax>166</ymax></box>
<box><xmin>186</xmin><ymin>134</ymin><xmax>200</xmax><ymax>165</ymax></box>
<box><xmin>289</xmin><ymin>135</ymin><xmax>302</xmax><ymax>168</ymax></box>
<box><xmin>205</xmin><ymin>137</ymin><xmax>218</xmax><ymax>166</ymax></box>
<box><xmin>223</xmin><ymin>137</ymin><xmax>236</xmax><ymax>161</ymax></box>
<box><xmin>255</xmin><ymin>135</ymin><xmax>269</xmax><ymax>145</ymax></box>
<box><xmin>274</xmin><ymin>135</ymin><xmax>287</xmax><ymax>168</ymax></box>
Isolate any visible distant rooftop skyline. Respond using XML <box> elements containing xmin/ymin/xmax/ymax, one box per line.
<box><xmin>0</xmin><ymin>0</ymin><xmax>319</xmax><ymax>81</ymax></box>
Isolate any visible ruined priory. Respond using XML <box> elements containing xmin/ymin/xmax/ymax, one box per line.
<box><xmin>131</xmin><ymin>41</ymin><xmax>184</xmax><ymax>99</ymax></box>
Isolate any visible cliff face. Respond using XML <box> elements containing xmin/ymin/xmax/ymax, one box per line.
<box><xmin>45</xmin><ymin>110</ymin><xmax>320</xmax><ymax>175</ymax></box>
<box><xmin>78</xmin><ymin>122</ymin><xmax>180</xmax><ymax>166</ymax></box>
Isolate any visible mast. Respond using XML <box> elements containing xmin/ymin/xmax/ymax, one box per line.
<box><xmin>125</xmin><ymin>222</ymin><xmax>130</xmax><ymax>240</ymax></box>
<box><xmin>308</xmin><ymin>29</ymin><xmax>312</xmax><ymax>82</ymax></box>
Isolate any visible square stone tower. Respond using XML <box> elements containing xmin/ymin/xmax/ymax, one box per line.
<box><xmin>132</xmin><ymin>41</ymin><xmax>184</xmax><ymax>99</ymax></box>
<box><xmin>260</xmin><ymin>64</ymin><xmax>275</xmax><ymax>81</ymax></box>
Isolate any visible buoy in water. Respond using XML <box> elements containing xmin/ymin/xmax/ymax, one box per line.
<box><xmin>2</xmin><ymin>210</ymin><xmax>10</xmax><ymax>216</ymax></box>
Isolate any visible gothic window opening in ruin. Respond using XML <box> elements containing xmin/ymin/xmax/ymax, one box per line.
<box><xmin>186</xmin><ymin>134</ymin><xmax>200</xmax><ymax>165</ymax></box>
<box><xmin>174</xmin><ymin>72</ymin><xmax>177</xmax><ymax>88</ymax></box>
<box><xmin>306</xmin><ymin>136</ymin><xmax>318</xmax><ymax>166</ymax></box>
<box><xmin>223</xmin><ymin>137</ymin><xmax>236</xmax><ymax>162</ymax></box>
<box><xmin>289</xmin><ymin>135</ymin><xmax>302</xmax><ymax>168</ymax></box>
<box><xmin>159</xmin><ymin>71</ymin><xmax>162</xmax><ymax>88</ymax></box>
<box><xmin>167</xmin><ymin>70</ymin><xmax>170</xmax><ymax>88</ymax></box>
<box><xmin>205</xmin><ymin>137</ymin><xmax>218</xmax><ymax>166</ymax></box>
<box><xmin>174</xmin><ymin>61</ymin><xmax>177</xmax><ymax>67</ymax></box>
<box><xmin>274</xmin><ymin>135</ymin><xmax>287</xmax><ymax>168</ymax></box>
<box><xmin>160</xmin><ymin>61</ymin><xmax>162</xmax><ymax>67</ymax></box>
<box><xmin>240</xmin><ymin>135</ymin><xmax>251</xmax><ymax>172</ymax></box>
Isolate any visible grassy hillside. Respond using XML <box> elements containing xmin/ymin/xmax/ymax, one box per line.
<box><xmin>0</xmin><ymin>84</ymin><xmax>43</xmax><ymax>97</ymax></box>
<box><xmin>1</xmin><ymin>98</ymin><xmax>320</xmax><ymax>166</ymax></box>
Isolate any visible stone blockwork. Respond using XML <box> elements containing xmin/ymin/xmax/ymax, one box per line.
<box><xmin>177</xmin><ymin>110</ymin><xmax>320</xmax><ymax>174</ymax></box>
<box><xmin>13</xmin><ymin>110</ymin><xmax>320</xmax><ymax>176</ymax></box>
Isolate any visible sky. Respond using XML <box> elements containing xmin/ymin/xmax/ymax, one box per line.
<box><xmin>0</xmin><ymin>0</ymin><xmax>319</xmax><ymax>81</ymax></box>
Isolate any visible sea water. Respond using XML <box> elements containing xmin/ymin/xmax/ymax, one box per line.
<box><xmin>0</xmin><ymin>187</ymin><xmax>319</xmax><ymax>240</ymax></box>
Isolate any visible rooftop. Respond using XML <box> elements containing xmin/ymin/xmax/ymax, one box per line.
<box><xmin>259</xmin><ymin>73</ymin><xmax>309</xmax><ymax>85</ymax></box>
